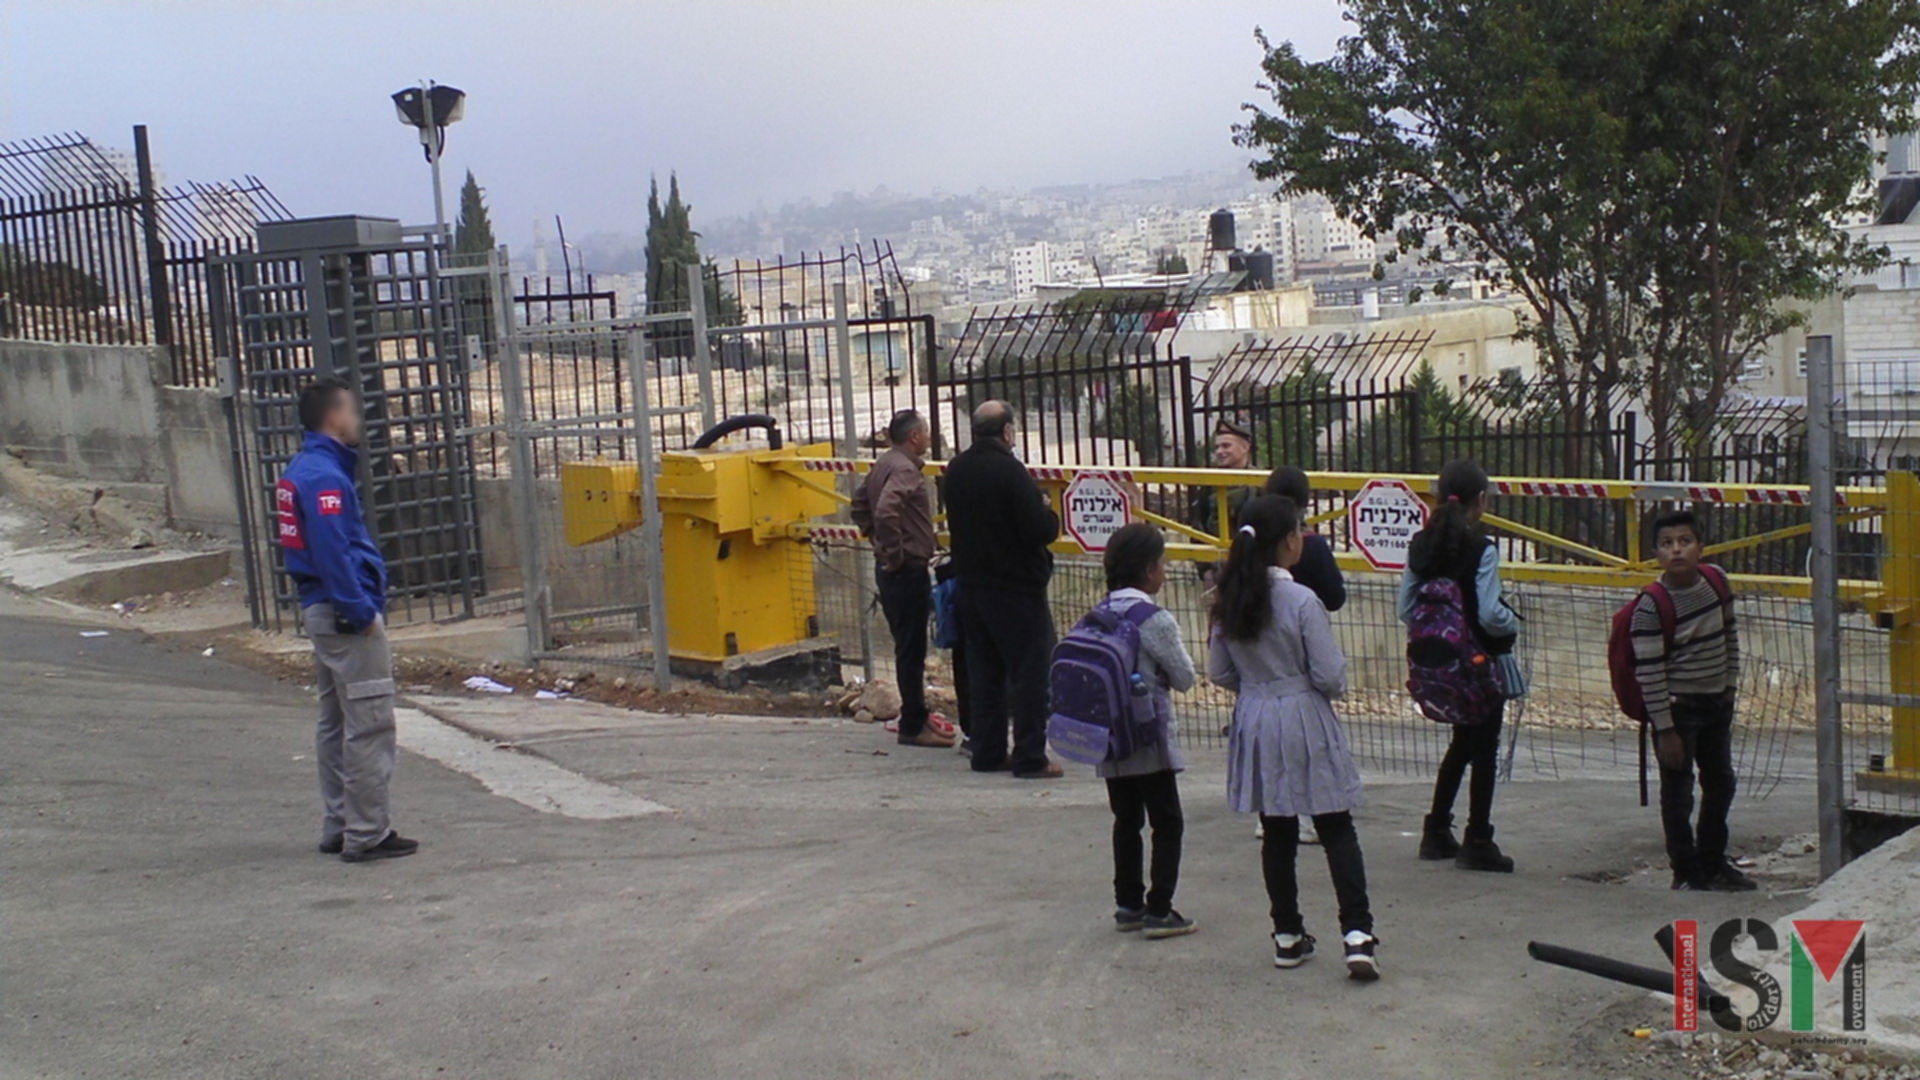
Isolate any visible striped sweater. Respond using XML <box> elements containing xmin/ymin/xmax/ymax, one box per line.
<box><xmin>1630</xmin><ymin>571</ymin><xmax>1739</xmax><ymax>732</ymax></box>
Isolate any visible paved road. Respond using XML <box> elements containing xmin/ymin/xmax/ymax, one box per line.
<box><xmin>1</xmin><ymin>592</ymin><xmax>1816</xmax><ymax>1079</ymax></box>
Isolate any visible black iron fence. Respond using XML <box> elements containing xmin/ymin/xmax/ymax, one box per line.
<box><xmin>0</xmin><ymin>128</ymin><xmax>291</xmax><ymax>386</ymax></box>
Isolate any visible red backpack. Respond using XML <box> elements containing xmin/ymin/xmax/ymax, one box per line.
<box><xmin>1607</xmin><ymin>565</ymin><xmax>1732</xmax><ymax>802</ymax></box>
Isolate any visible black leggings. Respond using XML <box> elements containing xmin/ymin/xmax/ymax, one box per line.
<box><xmin>1432</xmin><ymin>704</ymin><xmax>1505</xmax><ymax>836</ymax></box>
<box><xmin>1105</xmin><ymin>770</ymin><xmax>1184</xmax><ymax>916</ymax></box>
<box><xmin>1260</xmin><ymin>811</ymin><xmax>1371</xmax><ymax>936</ymax></box>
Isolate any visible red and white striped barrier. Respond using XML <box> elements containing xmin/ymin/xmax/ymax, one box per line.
<box><xmin>1029</xmin><ymin>466</ymin><xmax>1136</xmax><ymax>484</ymax></box>
<box><xmin>806</xmin><ymin>524</ymin><xmax>865</xmax><ymax>545</ymax></box>
<box><xmin>1494</xmin><ymin>481</ymin><xmax>1611</xmax><ymax>498</ymax></box>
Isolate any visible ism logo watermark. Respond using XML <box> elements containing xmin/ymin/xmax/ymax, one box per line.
<box><xmin>1670</xmin><ymin>918</ymin><xmax>1867</xmax><ymax>1034</ymax></box>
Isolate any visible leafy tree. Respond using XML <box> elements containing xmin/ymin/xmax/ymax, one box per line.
<box><xmin>645</xmin><ymin>174</ymin><xmax>700</xmax><ymax>315</ymax></box>
<box><xmin>450</xmin><ymin>171</ymin><xmax>497</xmax><ymax>336</ymax></box>
<box><xmin>1339</xmin><ymin>361</ymin><xmax>1483</xmax><ymax>473</ymax></box>
<box><xmin>452</xmin><ymin>170</ymin><xmax>495</xmax><ymax>267</ymax></box>
<box><xmin>1626</xmin><ymin>2</ymin><xmax>1920</xmax><ymax>476</ymax></box>
<box><xmin>1218</xmin><ymin>361</ymin><xmax>1339</xmax><ymax>470</ymax></box>
<box><xmin>1091</xmin><ymin>381</ymin><xmax>1168</xmax><ymax>466</ymax></box>
<box><xmin>1154</xmin><ymin>250</ymin><xmax>1189</xmax><ymax>275</ymax></box>
<box><xmin>0</xmin><ymin>246</ymin><xmax>107</xmax><ymax>309</ymax></box>
<box><xmin>1237</xmin><ymin>0</ymin><xmax>1920</xmax><ymax>480</ymax></box>
<box><xmin>645</xmin><ymin>175</ymin><xmax>746</xmax><ymax>357</ymax></box>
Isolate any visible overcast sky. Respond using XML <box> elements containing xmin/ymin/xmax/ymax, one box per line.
<box><xmin>1</xmin><ymin>1</ymin><xmax>1348</xmax><ymax>244</ymax></box>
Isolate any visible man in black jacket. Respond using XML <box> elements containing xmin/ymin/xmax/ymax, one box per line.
<box><xmin>944</xmin><ymin>400</ymin><xmax>1062</xmax><ymax>779</ymax></box>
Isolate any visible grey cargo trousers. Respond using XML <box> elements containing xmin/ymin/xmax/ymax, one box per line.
<box><xmin>305</xmin><ymin>603</ymin><xmax>398</xmax><ymax>854</ymax></box>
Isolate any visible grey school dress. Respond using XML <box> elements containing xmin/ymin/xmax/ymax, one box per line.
<box><xmin>1208</xmin><ymin>567</ymin><xmax>1365</xmax><ymax>818</ymax></box>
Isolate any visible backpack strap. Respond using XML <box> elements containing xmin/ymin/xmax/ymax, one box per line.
<box><xmin>1121</xmin><ymin>601</ymin><xmax>1161</xmax><ymax>628</ymax></box>
<box><xmin>1699</xmin><ymin>564</ymin><xmax>1734</xmax><ymax>621</ymax></box>
<box><xmin>1643</xmin><ymin>581</ymin><xmax>1680</xmax><ymax>658</ymax></box>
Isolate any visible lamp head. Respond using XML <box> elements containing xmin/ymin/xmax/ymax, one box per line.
<box><xmin>391</xmin><ymin>83</ymin><xmax>466</xmax><ymax>160</ymax></box>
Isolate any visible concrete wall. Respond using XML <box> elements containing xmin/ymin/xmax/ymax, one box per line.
<box><xmin>0</xmin><ymin>339</ymin><xmax>240</xmax><ymax>536</ymax></box>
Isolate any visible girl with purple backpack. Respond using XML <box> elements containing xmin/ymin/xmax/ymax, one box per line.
<box><xmin>1397</xmin><ymin>460</ymin><xmax>1523</xmax><ymax>873</ymax></box>
<box><xmin>1208</xmin><ymin>496</ymin><xmax>1379</xmax><ymax>979</ymax></box>
<box><xmin>1096</xmin><ymin>523</ymin><xmax>1198</xmax><ymax>939</ymax></box>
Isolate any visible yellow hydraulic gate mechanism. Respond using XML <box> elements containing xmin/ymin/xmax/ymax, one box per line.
<box><xmin>560</xmin><ymin>414</ymin><xmax>841</xmax><ymax>688</ymax></box>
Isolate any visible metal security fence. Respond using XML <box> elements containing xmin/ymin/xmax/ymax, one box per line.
<box><xmin>217</xmin><ymin>236</ymin><xmax>483</xmax><ymax>629</ymax></box>
<box><xmin>486</xmin><ymin>249</ymin><xmax>914</xmax><ymax>681</ymax></box>
<box><xmin>0</xmin><ymin>128</ymin><xmax>292</xmax><ymax>385</ymax></box>
<box><xmin>1806</xmin><ymin>342</ymin><xmax>1920</xmax><ymax>869</ymax></box>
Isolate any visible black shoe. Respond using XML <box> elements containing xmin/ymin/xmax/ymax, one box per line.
<box><xmin>317</xmin><ymin>838</ymin><xmax>343</xmax><ymax>855</ymax></box>
<box><xmin>1114</xmin><ymin>907</ymin><xmax>1146</xmax><ymax>932</ymax></box>
<box><xmin>1701</xmin><ymin>862</ymin><xmax>1758</xmax><ymax>892</ymax></box>
<box><xmin>340</xmin><ymin>832</ymin><xmax>419</xmax><ymax>863</ymax></box>
<box><xmin>1343</xmin><ymin>930</ymin><xmax>1381</xmax><ymax>981</ymax></box>
<box><xmin>1419</xmin><ymin>813</ymin><xmax>1460</xmax><ymax>861</ymax></box>
<box><xmin>1672</xmin><ymin>872</ymin><xmax>1705</xmax><ymax>891</ymax></box>
<box><xmin>1273</xmin><ymin>932</ymin><xmax>1315</xmax><ymax>969</ymax></box>
<box><xmin>1455</xmin><ymin>832</ymin><xmax>1515</xmax><ymax>873</ymax></box>
<box><xmin>1144</xmin><ymin>910</ymin><xmax>1197</xmax><ymax>940</ymax></box>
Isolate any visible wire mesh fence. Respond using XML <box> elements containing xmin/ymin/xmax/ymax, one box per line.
<box><xmin>1819</xmin><ymin>355</ymin><xmax>1920</xmax><ymax>823</ymax></box>
<box><xmin>803</xmin><ymin>525</ymin><xmax>1818</xmax><ymax>796</ymax></box>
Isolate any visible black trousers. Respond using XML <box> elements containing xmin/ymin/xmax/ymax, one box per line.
<box><xmin>1106</xmin><ymin>770</ymin><xmax>1184</xmax><ymax>916</ymax></box>
<box><xmin>1659</xmin><ymin>694</ymin><xmax>1739</xmax><ymax>877</ymax></box>
<box><xmin>875</xmin><ymin>565</ymin><xmax>931</xmax><ymax>738</ymax></box>
<box><xmin>957</xmin><ymin>583</ymin><xmax>1055</xmax><ymax>773</ymax></box>
<box><xmin>1260</xmin><ymin>811</ymin><xmax>1372</xmax><ymax>936</ymax></box>
<box><xmin>1432</xmin><ymin>702</ymin><xmax>1505</xmax><ymax>837</ymax></box>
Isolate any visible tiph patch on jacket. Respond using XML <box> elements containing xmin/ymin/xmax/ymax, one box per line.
<box><xmin>276</xmin><ymin>480</ymin><xmax>304</xmax><ymax>550</ymax></box>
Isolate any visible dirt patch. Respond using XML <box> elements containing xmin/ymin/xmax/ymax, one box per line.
<box><xmin>1563</xmin><ymin>832</ymin><xmax>1823</xmax><ymax>893</ymax></box>
<box><xmin>152</xmin><ymin>621</ymin><xmax>846</xmax><ymax>721</ymax></box>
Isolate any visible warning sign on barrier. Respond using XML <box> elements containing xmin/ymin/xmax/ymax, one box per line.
<box><xmin>1062</xmin><ymin>473</ymin><xmax>1132</xmax><ymax>553</ymax></box>
<box><xmin>1349</xmin><ymin>478</ymin><xmax>1429</xmax><ymax>571</ymax></box>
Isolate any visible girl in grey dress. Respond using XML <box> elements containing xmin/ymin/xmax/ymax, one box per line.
<box><xmin>1208</xmin><ymin>495</ymin><xmax>1378</xmax><ymax>979</ymax></box>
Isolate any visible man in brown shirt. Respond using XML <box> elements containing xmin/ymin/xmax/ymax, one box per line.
<box><xmin>851</xmin><ymin>409</ymin><xmax>954</xmax><ymax>748</ymax></box>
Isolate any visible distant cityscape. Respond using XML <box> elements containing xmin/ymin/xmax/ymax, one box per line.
<box><xmin>538</xmin><ymin>167</ymin><xmax>1470</xmax><ymax>316</ymax></box>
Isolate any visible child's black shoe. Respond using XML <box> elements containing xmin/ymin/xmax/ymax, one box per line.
<box><xmin>1419</xmin><ymin>813</ymin><xmax>1460</xmax><ymax>860</ymax></box>
<box><xmin>1343</xmin><ymin>930</ymin><xmax>1381</xmax><ymax>981</ymax></box>
<box><xmin>1114</xmin><ymin>907</ymin><xmax>1146</xmax><ymax>932</ymax></box>
<box><xmin>1144</xmin><ymin>910</ymin><xmax>1196</xmax><ymax>939</ymax></box>
<box><xmin>1272</xmin><ymin>932</ymin><xmax>1315</xmax><ymax>968</ymax></box>
<box><xmin>1701</xmin><ymin>862</ymin><xmax>1758</xmax><ymax>892</ymax></box>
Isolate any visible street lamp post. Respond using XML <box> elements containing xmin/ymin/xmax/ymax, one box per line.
<box><xmin>391</xmin><ymin>81</ymin><xmax>466</xmax><ymax>246</ymax></box>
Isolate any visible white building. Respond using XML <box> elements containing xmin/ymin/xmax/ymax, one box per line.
<box><xmin>1290</xmin><ymin>195</ymin><xmax>1376</xmax><ymax>266</ymax></box>
<box><xmin>1009</xmin><ymin>241</ymin><xmax>1053</xmax><ymax>297</ymax></box>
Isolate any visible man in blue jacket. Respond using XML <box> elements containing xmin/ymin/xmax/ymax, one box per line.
<box><xmin>280</xmin><ymin>377</ymin><xmax>417</xmax><ymax>863</ymax></box>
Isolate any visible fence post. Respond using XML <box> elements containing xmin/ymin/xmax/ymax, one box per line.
<box><xmin>496</xmin><ymin>252</ymin><xmax>549</xmax><ymax>663</ymax></box>
<box><xmin>208</xmin><ymin>260</ymin><xmax>264</xmax><ymax>629</ymax></box>
<box><xmin>688</xmin><ymin>262</ymin><xmax>718</xmax><ymax>432</ymax></box>
<box><xmin>627</xmin><ymin>325</ymin><xmax>674</xmax><ymax>693</ymax></box>
<box><xmin>833</xmin><ymin>282</ymin><xmax>877</xmax><ymax>683</ymax></box>
<box><xmin>1405</xmin><ymin>384</ymin><xmax>1425</xmax><ymax>473</ymax></box>
<box><xmin>132</xmin><ymin>125</ymin><xmax>171</xmax><ymax>352</ymax></box>
<box><xmin>1805</xmin><ymin>334</ymin><xmax>1846</xmax><ymax>878</ymax></box>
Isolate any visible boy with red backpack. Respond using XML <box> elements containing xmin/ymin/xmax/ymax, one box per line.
<box><xmin>1617</xmin><ymin>509</ymin><xmax>1753</xmax><ymax>892</ymax></box>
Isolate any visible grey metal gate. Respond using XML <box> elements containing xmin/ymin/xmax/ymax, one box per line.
<box><xmin>214</xmin><ymin>218</ymin><xmax>484</xmax><ymax>628</ymax></box>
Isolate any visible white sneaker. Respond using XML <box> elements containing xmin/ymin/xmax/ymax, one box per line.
<box><xmin>1273</xmin><ymin>932</ymin><xmax>1315</xmax><ymax>968</ymax></box>
<box><xmin>1343</xmin><ymin>929</ymin><xmax>1380</xmax><ymax>981</ymax></box>
<box><xmin>1254</xmin><ymin>819</ymin><xmax>1265</xmax><ymax>840</ymax></box>
<box><xmin>1300</xmin><ymin>819</ymin><xmax>1320</xmax><ymax>845</ymax></box>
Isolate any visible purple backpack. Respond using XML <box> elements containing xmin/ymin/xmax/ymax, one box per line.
<box><xmin>1404</xmin><ymin>577</ymin><xmax>1502</xmax><ymax>725</ymax></box>
<box><xmin>1047</xmin><ymin>601</ymin><xmax>1165</xmax><ymax>765</ymax></box>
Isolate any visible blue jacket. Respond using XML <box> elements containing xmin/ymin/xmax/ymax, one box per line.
<box><xmin>277</xmin><ymin>432</ymin><xmax>387</xmax><ymax>630</ymax></box>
